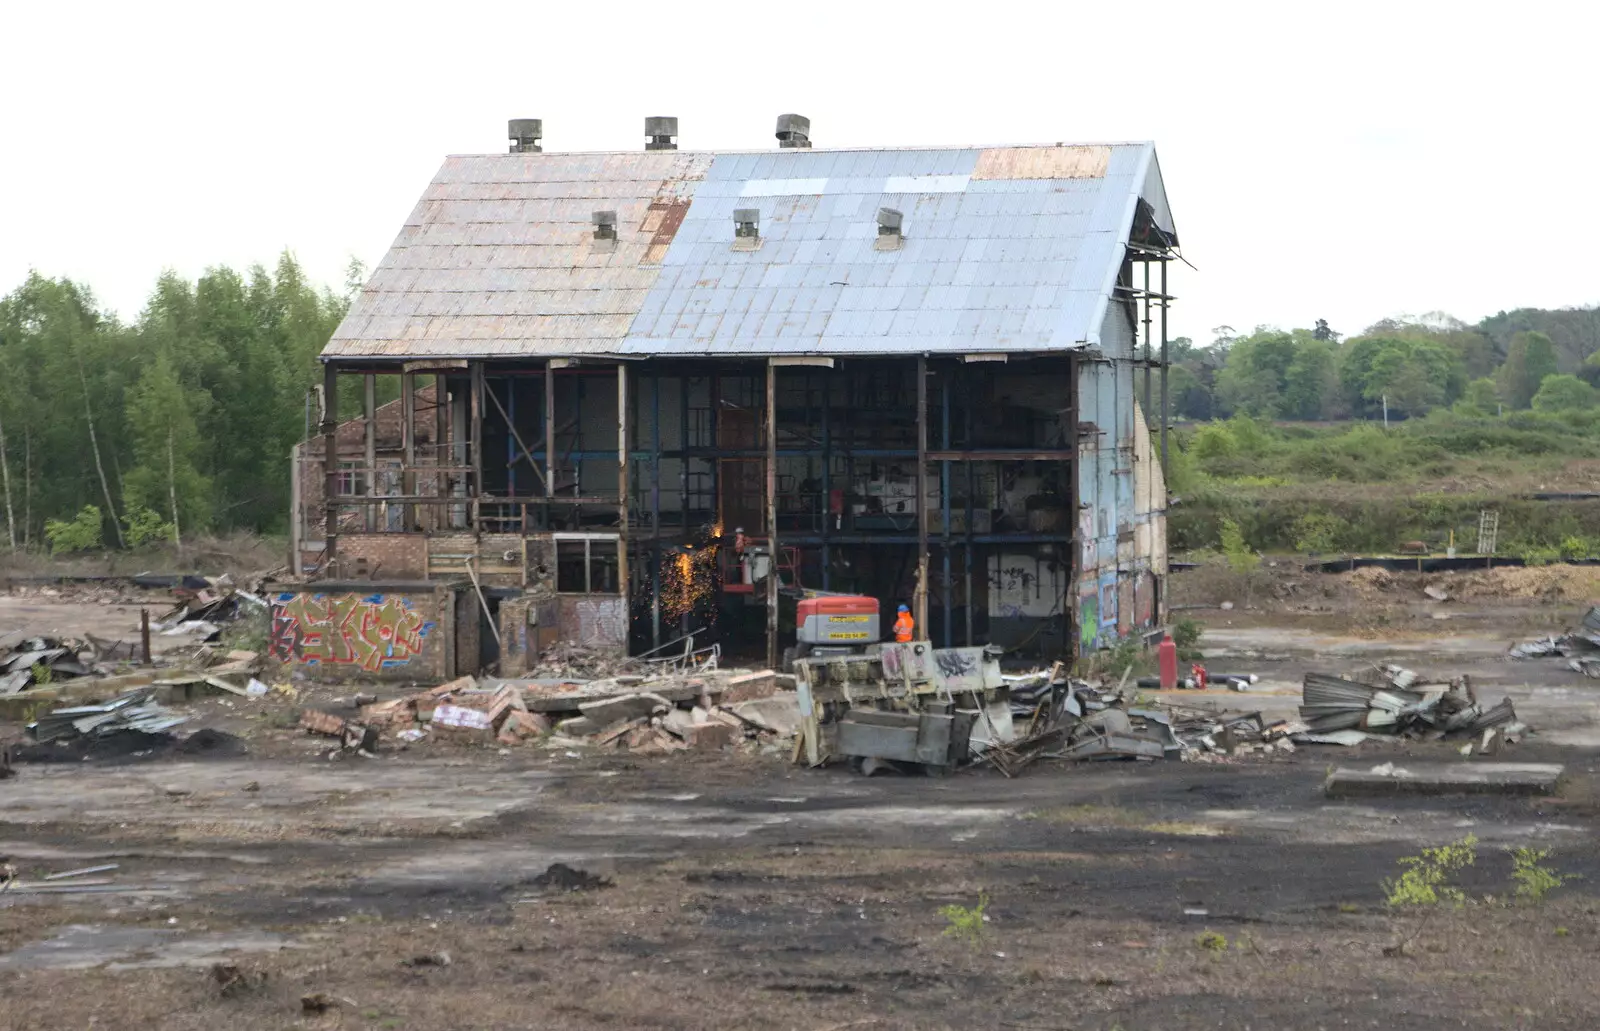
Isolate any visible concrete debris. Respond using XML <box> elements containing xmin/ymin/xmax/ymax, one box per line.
<box><xmin>1422</xmin><ymin>585</ymin><xmax>1451</xmax><ymax>602</ymax></box>
<box><xmin>1325</xmin><ymin>761</ymin><xmax>1565</xmax><ymax>798</ymax></box>
<box><xmin>527</xmin><ymin>862</ymin><xmax>612</xmax><ymax>892</ymax></box>
<box><xmin>1299</xmin><ymin>668</ymin><xmax>1527</xmax><ymax>743</ymax></box>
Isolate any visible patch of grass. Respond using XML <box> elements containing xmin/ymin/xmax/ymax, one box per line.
<box><xmin>939</xmin><ymin>893</ymin><xmax>989</xmax><ymax>947</ymax></box>
<box><xmin>1194</xmin><ymin>930</ymin><xmax>1227</xmax><ymax>953</ymax></box>
<box><xmin>1028</xmin><ymin>806</ymin><xmax>1224</xmax><ymax>837</ymax></box>
<box><xmin>1509</xmin><ymin>846</ymin><xmax>1579</xmax><ymax>903</ymax></box>
<box><xmin>1383</xmin><ymin>834</ymin><xmax>1477</xmax><ymax>907</ymax></box>
<box><xmin>1555</xmin><ymin>926</ymin><xmax>1571</xmax><ymax>937</ymax></box>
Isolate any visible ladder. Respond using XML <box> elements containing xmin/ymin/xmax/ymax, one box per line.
<box><xmin>1477</xmin><ymin>510</ymin><xmax>1499</xmax><ymax>556</ymax></box>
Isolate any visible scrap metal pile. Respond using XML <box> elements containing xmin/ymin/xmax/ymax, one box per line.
<box><xmin>24</xmin><ymin>688</ymin><xmax>190</xmax><ymax>743</ymax></box>
<box><xmin>1299</xmin><ymin>666</ymin><xmax>1527</xmax><ymax>748</ymax></box>
<box><xmin>1509</xmin><ymin>606</ymin><xmax>1600</xmax><ymax>677</ymax></box>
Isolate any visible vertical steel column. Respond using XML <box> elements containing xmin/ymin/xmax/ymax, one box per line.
<box><xmin>617</xmin><ymin>363</ymin><xmax>629</xmax><ymax>631</ymax></box>
<box><xmin>400</xmin><ymin>371</ymin><xmax>415</xmax><ymax>530</ymax></box>
<box><xmin>469</xmin><ymin>362</ymin><xmax>484</xmax><ymax>533</ymax></box>
<box><xmin>940</xmin><ymin>369</ymin><xmax>952</xmax><ymax>648</ymax></box>
<box><xmin>544</xmin><ymin>360</ymin><xmax>556</xmax><ymax>502</ymax></box>
<box><xmin>651</xmin><ymin>369</ymin><xmax>661</xmax><ymax>650</ymax></box>
<box><xmin>679</xmin><ymin>373</ymin><xmax>690</xmax><ymax>529</ymax></box>
<box><xmin>964</xmin><ymin>378</ymin><xmax>975</xmax><ymax>648</ymax></box>
<box><xmin>321</xmin><ymin>363</ymin><xmax>339</xmax><ymax>563</ymax></box>
<box><xmin>363</xmin><ymin>373</ymin><xmax>376</xmax><ymax>532</ymax></box>
<box><xmin>820</xmin><ymin>371</ymin><xmax>830</xmax><ymax>590</ymax></box>
<box><xmin>914</xmin><ymin>356</ymin><xmax>929</xmax><ymax>639</ymax></box>
<box><xmin>1160</xmin><ymin>257</ymin><xmax>1170</xmax><ymax>476</ymax></box>
<box><xmin>765</xmin><ymin>360</ymin><xmax>779</xmax><ymax>669</ymax></box>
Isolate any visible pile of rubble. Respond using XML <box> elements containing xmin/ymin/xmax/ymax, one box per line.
<box><xmin>298</xmin><ymin>667</ymin><xmax>797</xmax><ymax>756</ymax></box>
<box><xmin>1299</xmin><ymin>665</ymin><xmax>1526</xmax><ymax>750</ymax></box>
<box><xmin>1509</xmin><ymin>606</ymin><xmax>1600</xmax><ymax>677</ymax></box>
<box><xmin>985</xmin><ymin>673</ymin><xmax>1296</xmax><ymax>775</ymax></box>
<box><xmin>152</xmin><ymin>574</ymin><xmax>269</xmax><ymax>642</ymax></box>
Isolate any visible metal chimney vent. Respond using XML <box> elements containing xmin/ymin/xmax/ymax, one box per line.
<box><xmin>874</xmin><ymin>207</ymin><xmax>904</xmax><ymax>251</ymax></box>
<box><xmin>592</xmin><ymin>210</ymin><xmax>618</xmax><ymax>241</ymax></box>
<box><xmin>733</xmin><ymin>209</ymin><xmax>760</xmax><ymax>238</ymax></box>
<box><xmin>775</xmin><ymin>113</ymin><xmax>811</xmax><ymax>148</ymax></box>
<box><xmin>508</xmin><ymin>118</ymin><xmax>543</xmax><ymax>153</ymax></box>
<box><xmin>645</xmin><ymin>116</ymin><xmax>678</xmax><ymax>151</ymax></box>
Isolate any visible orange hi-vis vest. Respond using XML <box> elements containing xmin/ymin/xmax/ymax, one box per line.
<box><xmin>893</xmin><ymin>611</ymin><xmax>914</xmax><ymax>642</ymax></box>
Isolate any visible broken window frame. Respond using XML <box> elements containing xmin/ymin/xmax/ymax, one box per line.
<box><xmin>553</xmin><ymin>533</ymin><xmax>621</xmax><ymax>595</ymax></box>
<box><xmin>335</xmin><ymin>460</ymin><xmax>367</xmax><ymax>497</ymax></box>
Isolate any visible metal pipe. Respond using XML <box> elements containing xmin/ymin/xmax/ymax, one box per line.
<box><xmin>545</xmin><ymin>361</ymin><xmax>556</xmax><ymax>502</ymax></box>
<box><xmin>1141</xmin><ymin>260</ymin><xmax>1152</xmax><ymax>429</ymax></box>
<box><xmin>1160</xmin><ymin>257</ymin><xmax>1170</xmax><ymax>477</ymax></box>
<box><xmin>765</xmin><ymin>359</ymin><xmax>779</xmax><ymax>669</ymax></box>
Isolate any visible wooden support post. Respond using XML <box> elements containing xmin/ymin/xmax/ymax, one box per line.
<box><xmin>617</xmin><ymin>362</ymin><xmax>629</xmax><ymax>627</ymax></box>
<box><xmin>321</xmin><ymin>363</ymin><xmax>339</xmax><ymax>563</ymax></box>
<box><xmin>363</xmin><ymin>373</ymin><xmax>377</xmax><ymax>532</ymax></box>
<box><xmin>400</xmin><ymin>370</ymin><xmax>415</xmax><ymax>530</ymax></box>
<box><xmin>470</xmin><ymin>362</ymin><xmax>484</xmax><ymax>533</ymax></box>
<box><xmin>914</xmin><ymin>355</ymin><xmax>929</xmax><ymax>640</ymax></box>
<box><xmin>435</xmin><ymin>373</ymin><xmax>450</xmax><ymax>532</ymax></box>
<box><xmin>765</xmin><ymin>359</ymin><xmax>779</xmax><ymax>669</ymax></box>
<box><xmin>140</xmin><ymin>608</ymin><xmax>151</xmax><ymax>665</ymax></box>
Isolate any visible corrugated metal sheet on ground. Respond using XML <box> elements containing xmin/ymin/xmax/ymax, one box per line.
<box><xmin>323</xmin><ymin>143</ymin><xmax>1175</xmax><ymax>360</ymax></box>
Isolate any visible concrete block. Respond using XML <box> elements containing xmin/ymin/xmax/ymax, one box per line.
<box><xmin>727</xmin><ymin>693</ymin><xmax>801</xmax><ymax>736</ymax></box>
<box><xmin>685</xmin><ymin>722</ymin><xmax>738</xmax><ymax>751</ymax></box>
<box><xmin>555</xmin><ymin>716</ymin><xmax>601</xmax><ymax>737</ymax></box>
<box><xmin>578</xmin><ymin>692</ymin><xmax>672</xmax><ymax>724</ymax></box>
<box><xmin>1325</xmin><ymin>762</ymin><xmax>1565</xmax><ymax>798</ymax></box>
<box><xmin>722</xmin><ymin>670</ymin><xmax>779</xmax><ymax>703</ymax></box>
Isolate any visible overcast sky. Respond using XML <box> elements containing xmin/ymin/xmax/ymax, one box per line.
<box><xmin>3</xmin><ymin>1</ymin><xmax>1593</xmax><ymax>345</ymax></box>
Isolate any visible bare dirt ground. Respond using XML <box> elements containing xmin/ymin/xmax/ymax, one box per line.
<box><xmin>2</xmin><ymin>567</ymin><xmax>1600</xmax><ymax>1030</ymax></box>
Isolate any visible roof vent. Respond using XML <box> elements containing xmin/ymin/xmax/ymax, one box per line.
<box><xmin>874</xmin><ymin>207</ymin><xmax>904</xmax><ymax>251</ymax></box>
<box><xmin>732</xmin><ymin>209</ymin><xmax>762</xmax><ymax>250</ymax></box>
<box><xmin>645</xmin><ymin>116</ymin><xmax>678</xmax><ymax>151</ymax></box>
<box><xmin>508</xmin><ymin>118</ymin><xmax>543</xmax><ymax>153</ymax></box>
<box><xmin>775</xmin><ymin>113</ymin><xmax>811</xmax><ymax>149</ymax></box>
<box><xmin>592</xmin><ymin>210</ymin><xmax>618</xmax><ymax>241</ymax></box>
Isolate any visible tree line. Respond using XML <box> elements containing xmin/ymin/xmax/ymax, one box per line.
<box><xmin>1165</xmin><ymin>306</ymin><xmax>1600</xmax><ymax>423</ymax></box>
<box><xmin>0</xmin><ymin>255</ymin><xmax>358</xmax><ymax>552</ymax></box>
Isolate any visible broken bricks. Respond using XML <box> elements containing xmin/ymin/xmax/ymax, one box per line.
<box><xmin>299</xmin><ymin>709</ymin><xmax>378</xmax><ymax>754</ymax></box>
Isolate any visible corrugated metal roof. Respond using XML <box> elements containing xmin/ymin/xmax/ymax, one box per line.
<box><xmin>323</xmin><ymin>143</ymin><xmax>1175</xmax><ymax>361</ymax></box>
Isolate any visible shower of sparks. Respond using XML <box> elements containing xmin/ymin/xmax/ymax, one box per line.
<box><xmin>661</xmin><ymin>522</ymin><xmax>723</xmax><ymax>624</ymax></box>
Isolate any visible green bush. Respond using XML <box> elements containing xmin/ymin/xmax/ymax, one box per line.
<box><xmin>1291</xmin><ymin>511</ymin><xmax>1348</xmax><ymax>553</ymax></box>
<box><xmin>44</xmin><ymin>505</ymin><xmax>103</xmax><ymax>555</ymax></box>
<box><xmin>1383</xmin><ymin>835</ymin><xmax>1477</xmax><ymax>907</ymax></box>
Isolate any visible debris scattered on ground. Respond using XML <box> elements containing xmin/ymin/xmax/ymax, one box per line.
<box><xmin>527</xmin><ymin>862</ymin><xmax>613</xmax><ymax>892</ymax></box>
<box><xmin>1325</xmin><ymin>761</ymin><xmax>1565</xmax><ymax>798</ymax></box>
<box><xmin>1300</xmin><ymin>666</ymin><xmax>1527</xmax><ymax>745</ymax></box>
<box><xmin>301</xmin><ymin>993</ymin><xmax>338</xmax><ymax>1014</ymax></box>
<box><xmin>1509</xmin><ymin>606</ymin><xmax>1600</xmax><ymax>660</ymax></box>
<box><xmin>212</xmin><ymin>961</ymin><xmax>269</xmax><ymax>998</ymax></box>
<box><xmin>299</xmin><ymin>709</ymin><xmax>378</xmax><ymax>755</ymax></box>
<box><xmin>25</xmin><ymin>689</ymin><xmax>190</xmax><ymax>744</ymax></box>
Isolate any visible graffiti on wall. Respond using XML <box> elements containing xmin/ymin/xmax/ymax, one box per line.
<box><xmin>269</xmin><ymin>592</ymin><xmax>437</xmax><ymax>671</ymax></box>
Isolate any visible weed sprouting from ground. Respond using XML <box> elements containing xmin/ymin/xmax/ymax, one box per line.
<box><xmin>1509</xmin><ymin>846</ymin><xmax>1579</xmax><ymax>903</ymax></box>
<box><xmin>939</xmin><ymin>893</ymin><xmax>989</xmax><ymax>946</ymax></box>
<box><xmin>1194</xmin><ymin>930</ymin><xmax>1227</xmax><ymax>952</ymax></box>
<box><xmin>1383</xmin><ymin>835</ymin><xmax>1477</xmax><ymax>907</ymax></box>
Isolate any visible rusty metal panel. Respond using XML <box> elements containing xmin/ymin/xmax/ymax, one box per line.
<box><xmin>972</xmin><ymin>146</ymin><xmax>1111</xmax><ymax>180</ymax></box>
<box><xmin>323</xmin><ymin>143</ymin><xmax>1173</xmax><ymax>360</ymax></box>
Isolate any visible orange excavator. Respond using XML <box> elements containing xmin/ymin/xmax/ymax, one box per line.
<box><xmin>723</xmin><ymin>530</ymin><xmax>887</xmax><ymax>669</ymax></box>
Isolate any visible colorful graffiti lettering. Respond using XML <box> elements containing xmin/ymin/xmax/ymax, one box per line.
<box><xmin>1078</xmin><ymin>595</ymin><xmax>1099</xmax><ymax>651</ymax></box>
<box><xmin>269</xmin><ymin>592</ymin><xmax>437</xmax><ymax>671</ymax></box>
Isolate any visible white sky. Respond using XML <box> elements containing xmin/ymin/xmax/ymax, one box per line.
<box><xmin>3</xmin><ymin>0</ymin><xmax>1594</xmax><ymax>345</ymax></box>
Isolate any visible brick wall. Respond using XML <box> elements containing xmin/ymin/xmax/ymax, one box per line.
<box><xmin>265</xmin><ymin>582</ymin><xmax>452</xmax><ymax>682</ymax></box>
<box><xmin>331</xmin><ymin>534</ymin><xmax>427</xmax><ymax>579</ymax></box>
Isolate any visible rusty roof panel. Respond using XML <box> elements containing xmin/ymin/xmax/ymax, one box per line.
<box><xmin>324</xmin><ymin>143</ymin><xmax>1174</xmax><ymax>360</ymax></box>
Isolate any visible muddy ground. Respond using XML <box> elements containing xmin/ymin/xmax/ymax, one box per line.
<box><xmin>2</xmin><ymin>569</ymin><xmax>1600</xmax><ymax>1030</ymax></box>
